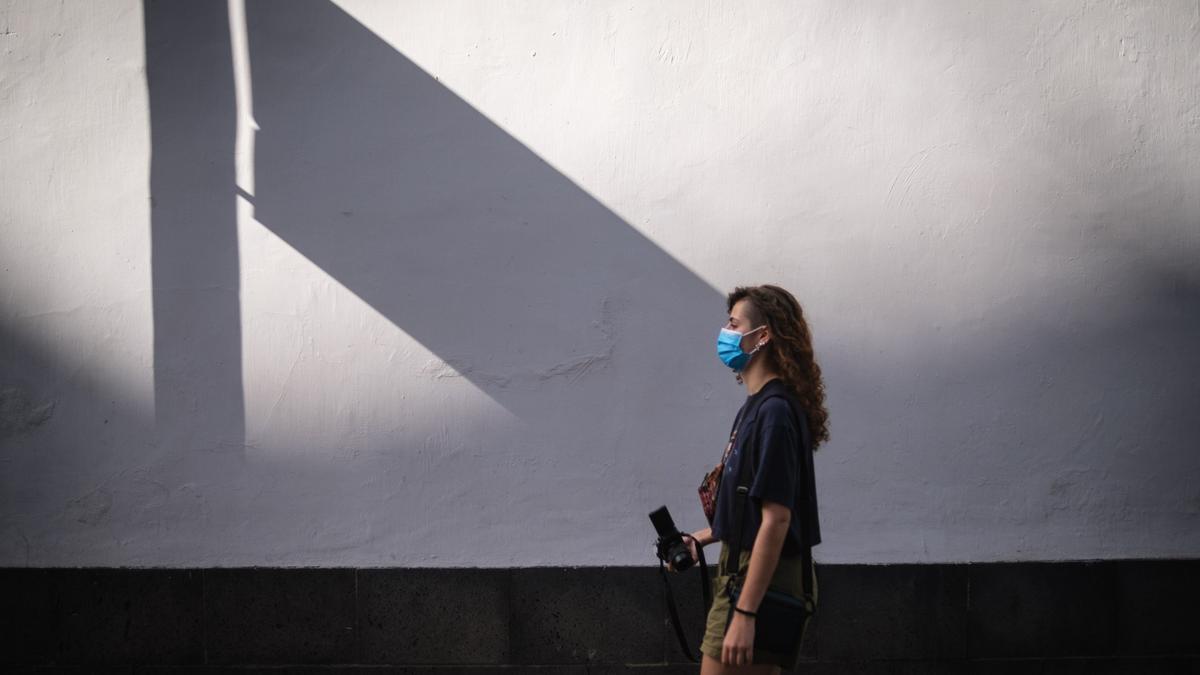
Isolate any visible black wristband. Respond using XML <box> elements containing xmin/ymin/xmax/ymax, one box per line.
<box><xmin>733</xmin><ymin>606</ymin><xmax>757</xmax><ymax>618</ymax></box>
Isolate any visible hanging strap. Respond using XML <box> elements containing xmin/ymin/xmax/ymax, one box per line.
<box><xmin>659</xmin><ymin>536</ymin><xmax>711</xmax><ymax>662</ymax></box>
<box><xmin>724</xmin><ymin>393</ymin><xmax>814</xmax><ymax>612</ymax></box>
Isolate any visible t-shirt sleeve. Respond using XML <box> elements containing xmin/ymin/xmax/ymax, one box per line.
<box><xmin>748</xmin><ymin>397</ymin><xmax>800</xmax><ymax>509</ymax></box>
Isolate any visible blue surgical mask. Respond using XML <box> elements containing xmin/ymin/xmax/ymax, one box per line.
<box><xmin>717</xmin><ymin>325</ymin><xmax>766</xmax><ymax>371</ymax></box>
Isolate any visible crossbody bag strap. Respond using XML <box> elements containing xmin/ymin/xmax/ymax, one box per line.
<box><xmin>793</xmin><ymin>397</ymin><xmax>815</xmax><ymax>606</ymax></box>
<box><xmin>723</xmin><ymin>393</ymin><xmax>764</xmax><ymax>602</ymax></box>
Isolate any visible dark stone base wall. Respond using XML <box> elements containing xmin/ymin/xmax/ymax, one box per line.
<box><xmin>5</xmin><ymin>560</ymin><xmax>1199</xmax><ymax>674</ymax></box>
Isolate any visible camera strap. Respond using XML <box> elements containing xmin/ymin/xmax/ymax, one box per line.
<box><xmin>724</xmin><ymin>392</ymin><xmax>814</xmax><ymax>616</ymax></box>
<box><xmin>658</xmin><ymin>540</ymin><xmax>710</xmax><ymax>663</ymax></box>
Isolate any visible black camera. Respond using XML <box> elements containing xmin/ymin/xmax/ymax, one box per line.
<box><xmin>649</xmin><ymin>505</ymin><xmax>694</xmax><ymax>572</ymax></box>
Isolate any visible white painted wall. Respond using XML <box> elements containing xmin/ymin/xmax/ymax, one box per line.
<box><xmin>1</xmin><ymin>0</ymin><xmax>1197</xmax><ymax>567</ymax></box>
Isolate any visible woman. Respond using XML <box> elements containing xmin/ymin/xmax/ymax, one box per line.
<box><xmin>678</xmin><ymin>284</ymin><xmax>828</xmax><ymax>674</ymax></box>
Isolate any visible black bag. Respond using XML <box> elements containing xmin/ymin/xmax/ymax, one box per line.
<box><xmin>722</xmin><ymin>392</ymin><xmax>816</xmax><ymax>661</ymax></box>
<box><xmin>728</xmin><ymin>572</ymin><xmax>815</xmax><ymax>656</ymax></box>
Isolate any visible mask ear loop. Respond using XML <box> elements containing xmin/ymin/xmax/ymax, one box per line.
<box><xmin>743</xmin><ymin>326</ymin><xmax>768</xmax><ymax>357</ymax></box>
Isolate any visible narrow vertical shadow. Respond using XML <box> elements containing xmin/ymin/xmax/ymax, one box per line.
<box><xmin>144</xmin><ymin>0</ymin><xmax>245</xmax><ymax>453</ymax></box>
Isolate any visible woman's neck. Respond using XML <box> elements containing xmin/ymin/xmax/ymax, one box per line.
<box><xmin>741</xmin><ymin>364</ymin><xmax>781</xmax><ymax>396</ymax></box>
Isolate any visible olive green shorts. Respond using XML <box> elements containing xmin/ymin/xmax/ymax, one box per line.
<box><xmin>698</xmin><ymin>542</ymin><xmax>818</xmax><ymax>670</ymax></box>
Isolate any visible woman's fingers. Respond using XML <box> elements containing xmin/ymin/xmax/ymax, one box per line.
<box><xmin>722</xmin><ymin>620</ymin><xmax>754</xmax><ymax>665</ymax></box>
<box><xmin>722</xmin><ymin>645</ymin><xmax>752</xmax><ymax>666</ymax></box>
<box><xmin>683</xmin><ymin>535</ymin><xmax>699</xmax><ymax>566</ymax></box>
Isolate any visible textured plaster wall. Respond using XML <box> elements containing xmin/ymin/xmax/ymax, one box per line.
<box><xmin>1</xmin><ymin>0</ymin><xmax>1197</xmax><ymax>567</ymax></box>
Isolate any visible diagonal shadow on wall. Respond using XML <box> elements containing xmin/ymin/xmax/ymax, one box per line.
<box><xmin>241</xmin><ymin>0</ymin><xmax>723</xmax><ymax>425</ymax></box>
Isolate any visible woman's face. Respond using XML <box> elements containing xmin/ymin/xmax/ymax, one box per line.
<box><xmin>725</xmin><ymin>299</ymin><xmax>767</xmax><ymax>352</ymax></box>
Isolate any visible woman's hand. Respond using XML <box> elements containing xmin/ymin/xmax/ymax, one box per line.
<box><xmin>665</xmin><ymin>533</ymin><xmax>700</xmax><ymax>572</ymax></box>
<box><xmin>666</xmin><ymin>529</ymin><xmax>710</xmax><ymax>572</ymax></box>
<box><xmin>722</xmin><ymin>612</ymin><xmax>755</xmax><ymax>666</ymax></box>
<box><xmin>683</xmin><ymin>533</ymin><xmax>699</xmax><ymax>565</ymax></box>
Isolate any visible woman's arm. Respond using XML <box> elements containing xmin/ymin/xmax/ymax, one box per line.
<box><xmin>734</xmin><ymin>500</ymin><xmax>791</xmax><ymax>612</ymax></box>
<box><xmin>687</xmin><ymin>526</ymin><xmax>716</xmax><ymax>547</ymax></box>
<box><xmin>722</xmin><ymin>499</ymin><xmax>791</xmax><ymax>665</ymax></box>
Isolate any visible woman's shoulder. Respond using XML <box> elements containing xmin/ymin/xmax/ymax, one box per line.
<box><xmin>757</xmin><ymin>379</ymin><xmax>797</xmax><ymax>411</ymax></box>
<box><xmin>755</xmin><ymin>390</ymin><xmax>799</xmax><ymax>429</ymax></box>
<box><xmin>755</xmin><ymin>385</ymin><xmax>810</xmax><ymax>437</ymax></box>
<box><xmin>757</xmin><ymin>394</ymin><xmax>794</xmax><ymax>416</ymax></box>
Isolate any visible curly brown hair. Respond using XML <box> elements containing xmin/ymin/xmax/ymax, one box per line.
<box><xmin>727</xmin><ymin>284</ymin><xmax>830</xmax><ymax>450</ymax></box>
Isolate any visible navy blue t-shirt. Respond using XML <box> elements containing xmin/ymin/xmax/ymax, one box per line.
<box><xmin>710</xmin><ymin>378</ymin><xmax>821</xmax><ymax>556</ymax></box>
